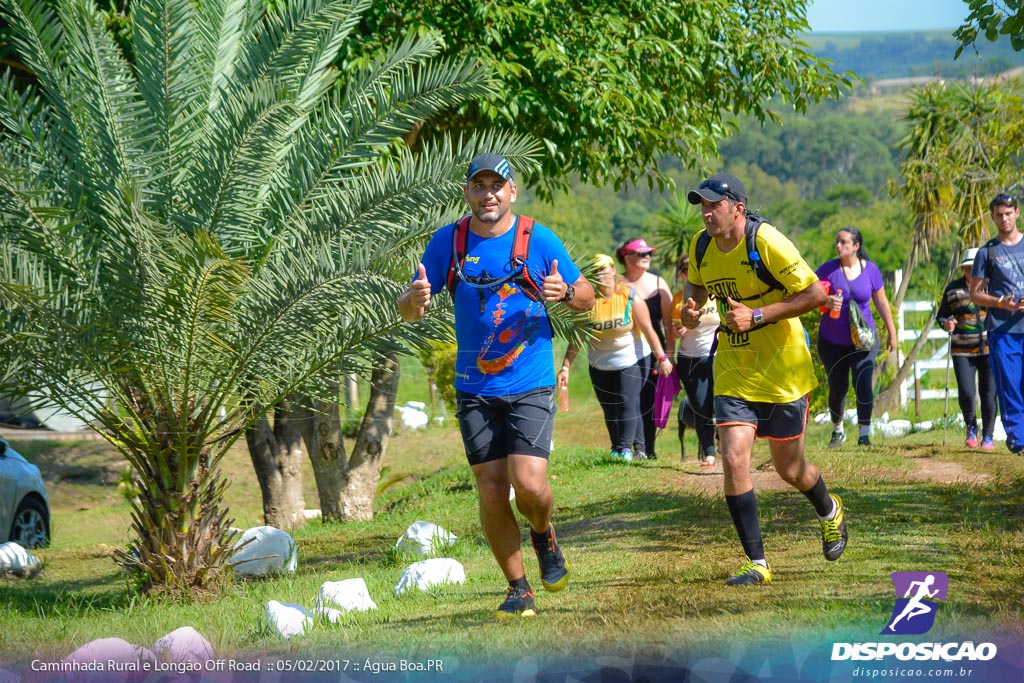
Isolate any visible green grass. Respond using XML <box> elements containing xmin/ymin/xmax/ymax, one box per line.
<box><xmin>2</xmin><ymin>381</ymin><xmax>1022</xmax><ymax>672</ymax></box>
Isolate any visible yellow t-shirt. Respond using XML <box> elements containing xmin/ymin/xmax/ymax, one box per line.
<box><xmin>687</xmin><ymin>222</ymin><xmax>817</xmax><ymax>402</ymax></box>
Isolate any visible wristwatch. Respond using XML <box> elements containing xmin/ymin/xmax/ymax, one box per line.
<box><xmin>561</xmin><ymin>283</ymin><xmax>576</xmax><ymax>302</ymax></box>
<box><xmin>752</xmin><ymin>308</ymin><xmax>765</xmax><ymax>325</ymax></box>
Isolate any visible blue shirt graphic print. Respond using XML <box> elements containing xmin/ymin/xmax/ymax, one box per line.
<box><xmin>418</xmin><ymin>216</ymin><xmax>580</xmax><ymax>396</ymax></box>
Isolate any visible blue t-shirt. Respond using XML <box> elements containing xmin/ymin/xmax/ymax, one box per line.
<box><xmin>816</xmin><ymin>258</ymin><xmax>884</xmax><ymax>346</ymax></box>
<box><xmin>417</xmin><ymin>215</ymin><xmax>581</xmax><ymax>396</ymax></box>
<box><xmin>972</xmin><ymin>237</ymin><xmax>1024</xmax><ymax>335</ymax></box>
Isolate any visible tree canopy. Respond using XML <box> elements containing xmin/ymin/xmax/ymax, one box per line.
<box><xmin>348</xmin><ymin>0</ymin><xmax>853</xmax><ymax>199</ymax></box>
<box><xmin>956</xmin><ymin>0</ymin><xmax>1024</xmax><ymax>54</ymax></box>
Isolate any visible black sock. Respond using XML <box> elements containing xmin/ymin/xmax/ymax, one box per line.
<box><xmin>725</xmin><ymin>490</ymin><xmax>765</xmax><ymax>562</ymax></box>
<box><xmin>801</xmin><ymin>475</ymin><xmax>833</xmax><ymax>518</ymax></box>
<box><xmin>509</xmin><ymin>576</ymin><xmax>530</xmax><ymax>592</ymax></box>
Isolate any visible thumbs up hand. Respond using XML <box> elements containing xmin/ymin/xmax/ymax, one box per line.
<box><xmin>724</xmin><ymin>297</ymin><xmax>752</xmax><ymax>333</ymax></box>
<box><xmin>680</xmin><ymin>297</ymin><xmax>703</xmax><ymax>329</ymax></box>
<box><xmin>543</xmin><ymin>259</ymin><xmax>568</xmax><ymax>302</ymax></box>
<box><xmin>408</xmin><ymin>263</ymin><xmax>432</xmax><ymax>310</ymax></box>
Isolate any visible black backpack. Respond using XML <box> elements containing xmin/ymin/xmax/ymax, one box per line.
<box><xmin>445</xmin><ymin>214</ymin><xmax>544</xmax><ymax>302</ymax></box>
<box><xmin>693</xmin><ymin>213</ymin><xmax>785</xmax><ymax>299</ymax></box>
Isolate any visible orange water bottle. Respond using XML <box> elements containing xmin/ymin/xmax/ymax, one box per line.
<box><xmin>558</xmin><ymin>385</ymin><xmax>570</xmax><ymax>412</ymax></box>
<box><xmin>830</xmin><ymin>289</ymin><xmax>843</xmax><ymax>319</ymax></box>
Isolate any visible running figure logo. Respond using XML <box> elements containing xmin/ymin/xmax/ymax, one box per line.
<box><xmin>882</xmin><ymin>571</ymin><xmax>949</xmax><ymax>635</ymax></box>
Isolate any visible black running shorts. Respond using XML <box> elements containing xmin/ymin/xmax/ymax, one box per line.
<box><xmin>456</xmin><ymin>387</ymin><xmax>555</xmax><ymax>465</ymax></box>
<box><xmin>714</xmin><ymin>394</ymin><xmax>808</xmax><ymax>441</ymax></box>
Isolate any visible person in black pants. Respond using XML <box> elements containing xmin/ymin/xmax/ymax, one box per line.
<box><xmin>937</xmin><ymin>248</ymin><xmax>998</xmax><ymax>449</ymax></box>
<box><xmin>616</xmin><ymin>237</ymin><xmax>672</xmax><ymax>460</ymax></box>
<box><xmin>668</xmin><ymin>255</ymin><xmax>719</xmax><ymax>465</ymax></box>
<box><xmin>816</xmin><ymin>227</ymin><xmax>899</xmax><ymax>447</ymax></box>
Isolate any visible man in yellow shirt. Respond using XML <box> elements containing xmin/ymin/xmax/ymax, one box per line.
<box><xmin>679</xmin><ymin>173</ymin><xmax>848</xmax><ymax>585</ymax></box>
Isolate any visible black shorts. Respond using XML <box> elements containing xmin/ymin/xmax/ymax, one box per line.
<box><xmin>456</xmin><ymin>387</ymin><xmax>555</xmax><ymax>465</ymax></box>
<box><xmin>714</xmin><ymin>394</ymin><xmax>808</xmax><ymax>441</ymax></box>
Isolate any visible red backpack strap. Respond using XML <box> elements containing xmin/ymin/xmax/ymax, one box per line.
<box><xmin>446</xmin><ymin>215</ymin><xmax>472</xmax><ymax>297</ymax></box>
<box><xmin>512</xmin><ymin>216</ymin><xmax>544</xmax><ymax>301</ymax></box>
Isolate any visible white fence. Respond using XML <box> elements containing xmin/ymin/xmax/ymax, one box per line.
<box><xmin>897</xmin><ymin>298</ymin><xmax>950</xmax><ymax>407</ymax></box>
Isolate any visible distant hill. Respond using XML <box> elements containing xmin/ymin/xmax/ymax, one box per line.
<box><xmin>804</xmin><ymin>29</ymin><xmax>1024</xmax><ymax>82</ymax></box>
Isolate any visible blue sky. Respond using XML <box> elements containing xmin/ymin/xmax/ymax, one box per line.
<box><xmin>806</xmin><ymin>0</ymin><xmax>969</xmax><ymax>32</ymax></box>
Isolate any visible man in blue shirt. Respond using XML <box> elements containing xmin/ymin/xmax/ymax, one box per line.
<box><xmin>398</xmin><ymin>153</ymin><xmax>594</xmax><ymax>618</ymax></box>
<box><xmin>970</xmin><ymin>193</ymin><xmax>1024</xmax><ymax>454</ymax></box>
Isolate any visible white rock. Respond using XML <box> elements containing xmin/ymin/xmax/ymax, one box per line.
<box><xmin>875</xmin><ymin>419</ymin><xmax>913</xmax><ymax>438</ymax></box>
<box><xmin>396</xmin><ymin>406</ymin><xmax>428</xmax><ymax>430</ymax></box>
<box><xmin>229</xmin><ymin>526</ymin><xmax>296</xmax><ymax>577</ymax></box>
<box><xmin>394</xmin><ymin>558</ymin><xmax>465</xmax><ymax>596</ymax></box>
<box><xmin>303</xmin><ymin>509</ymin><xmax>322</xmax><ymax>520</ymax></box>
<box><xmin>265</xmin><ymin>600</ymin><xmax>312</xmax><ymax>639</ymax></box>
<box><xmin>316</xmin><ymin>577</ymin><xmax>377</xmax><ymax>613</ymax></box>
<box><xmin>153</xmin><ymin>627</ymin><xmax>213</xmax><ymax>664</ymax></box>
<box><xmin>395</xmin><ymin>521</ymin><xmax>456</xmax><ymax>556</ymax></box>
<box><xmin>0</xmin><ymin>542</ymin><xmax>41</xmax><ymax>577</ymax></box>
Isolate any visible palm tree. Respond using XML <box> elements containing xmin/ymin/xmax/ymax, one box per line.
<box><xmin>876</xmin><ymin>80</ymin><xmax>1024</xmax><ymax>411</ymax></box>
<box><xmin>0</xmin><ymin>0</ymin><xmax>534</xmax><ymax>594</ymax></box>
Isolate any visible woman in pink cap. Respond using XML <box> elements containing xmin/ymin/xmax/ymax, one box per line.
<box><xmin>616</xmin><ymin>237</ymin><xmax>673</xmax><ymax>460</ymax></box>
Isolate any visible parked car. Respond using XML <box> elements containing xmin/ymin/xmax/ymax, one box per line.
<box><xmin>0</xmin><ymin>438</ymin><xmax>50</xmax><ymax>548</ymax></box>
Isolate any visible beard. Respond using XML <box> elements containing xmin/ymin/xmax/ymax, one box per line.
<box><xmin>474</xmin><ymin>206</ymin><xmax>508</xmax><ymax>223</ymax></box>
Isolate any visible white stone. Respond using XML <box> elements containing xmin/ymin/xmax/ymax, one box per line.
<box><xmin>265</xmin><ymin>600</ymin><xmax>312</xmax><ymax>639</ymax></box>
<box><xmin>229</xmin><ymin>526</ymin><xmax>296</xmax><ymax>577</ymax></box>
<box><xmin>394</xmin><ymin>558</ymin><xmax>465</xmax><ymax>596</ymax></box>
<box><xmin>316</xmin><ymin>577</ymin><xmax>377</xmax><ymax>613</ymax></box>
<box><xmin>153</xmin><ymin>627</ymin><xmax>213</xmax><ymax>664</ymax></box>
<box><xmin>395</xmin><ymin>521</ymin><xmax>456</xmax><ymax>556</ymax></box>
<box><xmin>875</xmin><ymin>419</ymin><xmax>913</xmax><ymax>438</ymax></box>
<box><xmin>396</xmin><ymin>406</ymin><xmax>428</xmax><ymax>430</ymax></box>
<box><xmin>0</xmin><ymin>542</ymin><xmax>40</xmax><ymax>577</ymax></box>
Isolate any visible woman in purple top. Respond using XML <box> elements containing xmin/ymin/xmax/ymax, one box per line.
<box><xmin>816</xmin><ymin>226</ymin><xmax>898</xmax><ymax>448</ymax></box>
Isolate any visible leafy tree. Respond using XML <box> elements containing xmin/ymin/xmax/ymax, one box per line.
<box><xmin>955</xmin><ymin>0</ymin><xmax>1024</xmax><ymax>54</ymax></box>
<box><xmin>0</xmin><ymin>0</ymin><xmax>530</xmax><ymax>593</ymax></box>
<box><xmin>351</xmin><ymin>0</ymin><xmax>853</xmax><ymax>200</ymax></box>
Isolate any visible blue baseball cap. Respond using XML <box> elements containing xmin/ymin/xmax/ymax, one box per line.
<box><xmin>466</xmin><ymin>153</ymin><xmax>514</xmax><ymax>182</ymax></box>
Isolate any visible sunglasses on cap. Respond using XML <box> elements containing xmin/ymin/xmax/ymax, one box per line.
<box><xmin>699</xmin><ymin>178</ymin><xmax>742</xmax><ymax>202</ymax></box>
<box><xmin>628</xmin><ymin>250</ymin><xmax>654</xmax><ymax>257</ymax></box>
<box><xmin>991</xmin><ymin>193</ymin><xmax>1017</xmax><ymax>208</ymax></box>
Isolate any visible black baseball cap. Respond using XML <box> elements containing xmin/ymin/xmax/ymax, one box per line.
<box><xmin>687</xmin><ymin>173</ymin><xmax>747</xmax><ymax>205</ymax></box>
<box><xmin>466</xmin><ymin>153</ymin><xmax>514</xmax><ymax>182</ymax></box>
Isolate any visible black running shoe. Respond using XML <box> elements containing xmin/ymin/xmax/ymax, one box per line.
<box><xmin>725</xmin><ymin>559</ymin><xmax>772</xmax><ymax>585</ymax></box>
<box><xmin>820</xmin><ymin>493</ymin><xmax>848</xmax><ymax>561</ymax></box>
<box><xmin>828</xmin><ymin>430</ymin><xmax>846</xmax><ymax>448</ymax></box>
<box><xmin>531</xmin><ymin>526</ymin><xmax>570</xmax><ymax>592</ymax></box>
<box><xmin>493</xmin><ymin>586</ymin><xmax>536</xmax><ymax>619</ymax></box>
<box><xmin>858</xmin><ymin>435</ymin><xmax>871</xmax><ymax>447</ymax></box>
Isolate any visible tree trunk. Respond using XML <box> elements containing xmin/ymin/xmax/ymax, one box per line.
<box><xmin>310</xmin><ymin>353</ymin><xmax>399</xmax><ymax>522</ymax></box>
<box><xmin>245</xmin><ymin>397</ymin><xmax>306</xmax><ymax>530</ymax></box>
<box><xmin>341</xmin><ymin>352</ymin><xmax>399</xmax><ymax>520</ymax></box>
<box><xmin>297</xmin><ymin>379</ymin><xmax>347</xmax><ymax>521</ymax></box>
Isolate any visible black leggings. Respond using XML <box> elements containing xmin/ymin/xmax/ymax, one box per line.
<box><xmin>952</xmin><ymin>354</ymin><xmax>998</xmax><ymax>438</ymax></box>
<box><xmin>638</xmin><ymin>352</ymin><xmax>657</xmax><ymax>456</ymax></box>
<box><xmin>676</xmin><ymin>352</ymin><xmax>715</xmax><ymax>457</ymax></box>
<box><xmin>817</xmin><ymin>335</ymin><xmax>878</xmax><ymax>428</ymax></box>
<box><xmin>589</xmin><ymin>361</ymin><xmax>646</xmax><ymax>453</ymax></box>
